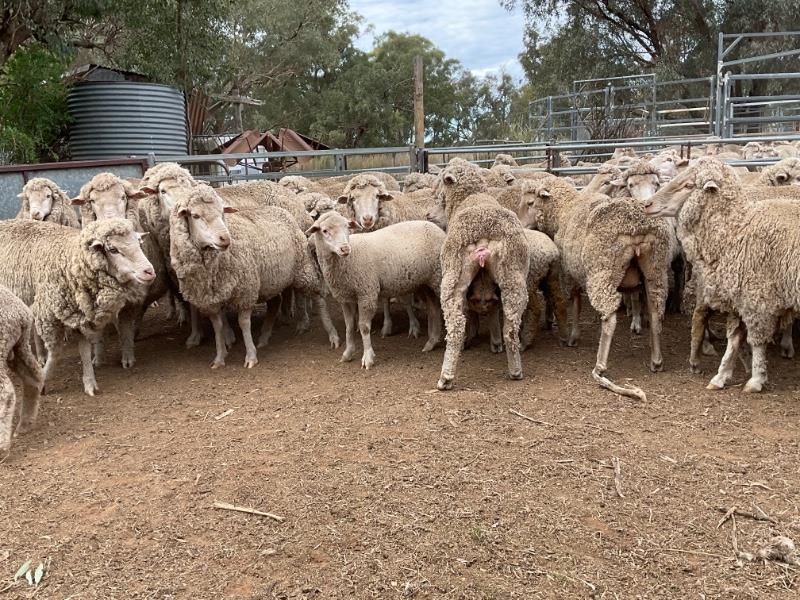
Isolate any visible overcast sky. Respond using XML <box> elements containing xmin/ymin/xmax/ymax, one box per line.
<box><xmin>349</xmin><ymin>0</ymin><xmax>526</xmax><ymax>82</ymax></box>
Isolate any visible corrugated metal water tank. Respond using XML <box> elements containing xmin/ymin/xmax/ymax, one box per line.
<box><xmin>68</xmin><ymin>82</ymin><xmax>187</xmax><ymax>159</ymax></box>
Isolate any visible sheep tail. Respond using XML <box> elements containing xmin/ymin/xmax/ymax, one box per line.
<box><xmin>591</xmin><ymin>367</ymin><xmax>647</xmax><ymax>401</ymax></box>
<box><xmin>472</xmin><ymin>246</ymin><xmax>491</xmax><ymax>268</ymax></box>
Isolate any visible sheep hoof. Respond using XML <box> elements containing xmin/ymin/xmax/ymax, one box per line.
<box><xmin>743</xmin><ymin>379</ymin><xmax>764</xmax><ymax>393</ymax></box>
<box><xmin>186</xmin><ymin>334</ymin><xmax>203</xmax><ymax>348</ymax></box>
<box><xmin>329</xmin><ymin>334</ymin><xmax>341</xmax><ymax>349</ymax></box>
<box><xmin>567</xmin><ymin>336</ymin><xmax>579</xmax><ymax>347</ymax></box>
<box><xmin>421</xmin><ymin>339</ymin><xmax>438</xmax><ymax>352</ymax></box>
<box><xmin>83</xmin><ymin>380</ymin><xmax>99</xmax><ymax>396</ymax></box>
<box><xmin>706</xmin><ymin>378</ymin><xmax>725</xmax><ymax>390</ymax></box>
<box><xmin>649</xmin><ymin>361</ymin><xmax>663</xmax><ymax>373</ymax></box>
<box><xmin>340</xmin><ymin>349</ymin><xmax>355</xmax><ymax>363</ymax></box>
<box><xmin>630</xmin><ymin>323</ymin><xmax>642</xmax><ymax>335</ymax></box>
<box><xmin>689</xmin><ymin>363</ymin><xmax>703</xmax><ymax>374</ymax></box>
<box><xmin>490</xmin><ymin>342</ymin><xmax>504</xmax><ymax>353</ymax></box>
<box><xmin>509</xmin><ymin>371</ymin><xmax>523</xmax><ymax>380</ymax></box>
<box><xmin>781</xmin><ymin>346</ymin><xmax>794</xmax><ymax>359</ymax></box>
<box><xmin>257</xmin><ymin>335</ymin><xmax>272</xmax><ymax>348</ymax></box>
<box><xmin>361</xmin><ymin>350</ymin><xmax>376</xmax><ymax>370</ymax></box>
<box><xmin>381</xmin><ymin>325</ymin><xmax>392</xmax><ymax>338</ymax></box>
<box><xmin>92</xmin><ymin>355</ymin><xmax>105</xmax><ymax>367</ymax></box>
<box><xmin>210</xmin><ymin>360</ymin><xmax>225</xmax><ymax>369</ymax></box>
<box><xmin>121</xmin><ymin>353</ymin><xmax>135</xmax><ymax>369</ymax></box>
<box><xmin>408</xmin><ymin>324</ymin><xmax>421</xmax><ymax>339</ymax></box>
<box><xmin>701</xmin><ymin>341</ymin><xmax>718</xmax><ymax>356</ymax></box>
<box><xmin>244</xmin><ymin>357</ymin><xmax>258</xmax><ymax>369</ymax></box>
<box><xmin>437</xmin><ymin>376</ymin><xmax>454</xmax><ymax>391</ymax></box>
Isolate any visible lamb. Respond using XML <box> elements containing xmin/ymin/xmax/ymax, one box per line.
<box><xmin>15</xmin><ymin>177</ymin><xmax>80</xmax><ymax>227</ymax></box>
<box><xmin>644</xmin><ymin>156</ymin><xmax>800</xmax><ymax>393</ymax></box>
<box><xmin>492</xmin><ymin>153</ymin><xmax>519</xmax><ymax>168</ymax></box>
<box><xmin>0</xmin><ymin>219</ymin><xmax>155</xmax><ymax>395</ymax></box>
<box><xmin>435</xmin><ymin>158</ymin><xmax>530</xmax><ymax>390</ymax></box>
<box><xmin>168</xmin><ymin>184</ymin><xmax>339</xmax><ymax>368</ymax></box>
<box><xmin>756</xmin><ymin>157</ymin><xmax>800</xmax><ymax>186</ymax></box>
<box><xmin>71</xmin><ymin>172</ymin><xmax>170</xmax><ymax>367</ymax></box>
<box><xmin>306</xmin><ymin>211</ymin><xmax>444</xmax><ymax>369</ymax></box>
<box><xmin>0</xmin><ymin>284</ymin><xmax>44</xmax><ymax>452</ymax></box>
<box><xmin>519</xmin><ymin>172</ymin><xmax>673</xmax><ymax>400</ymax></box>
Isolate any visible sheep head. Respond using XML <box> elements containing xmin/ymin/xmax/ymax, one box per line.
<box><xmin>644</xmin><ymin>156</ymin><xmax>734</xmax><ymax>219</ymax></box>
<box><xmin>609</xmin><ymin>159</ymin><xmax>662</xmax><ymax>202</ymax></box>
<box><xmin>139</xmin><ymin>162</ymin><xmax>196</xmax><ymax>219</ymax></box>
<box><xmin>81</xmin><ymin>219</ymin><xmax>155</xmax><ymax>285</ymax></box>
<box><xmin>172</xmin><ymin>184</ymin><xmax>236</xmax><ymax>252</ymax></box>
<box><xmin>769</xmin><ymin>157</ymin><xmax>800</xmax><ymax>186</ymax></box>
<box><xmin>305</xmin><ymin>210</ymin><xmax>360</xmax><ymax>257</ymax></box>
<box><xmin>518</xmin><ymin>177</ymin><xmax>557</xmax><ymax>233</ymax></box>
<box><xmin>18</xmin><ymin>178</ymin><xmax>68</xmax><ymax>221</ymax></box>
<box><xmin>492</xmin><ymin>153</ymin><xmax>518</xmax><ymax>168</ymax></box>
<box><xmin>337</xmin><ymin>174</ymin><xmax>392</xmax><ymax>230</ymax></box>
<box><xmin>71</xmin><ymin>172</ymin><xmax>147</xmax><ymax>222</ymax></box>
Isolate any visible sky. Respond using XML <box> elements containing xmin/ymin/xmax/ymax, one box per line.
<box><xmin>349</xmin><ymin>0</ymin><xmax>527</xmax><ymax>82</ymax></box>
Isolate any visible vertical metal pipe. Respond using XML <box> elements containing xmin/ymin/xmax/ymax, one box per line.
<box><xmin>714</xmin><ymin>32</ymin><xmax>725</xmax><ymax>136</ymax></box>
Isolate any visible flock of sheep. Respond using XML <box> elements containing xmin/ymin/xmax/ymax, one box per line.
<box><xmin>1</xmin><ymin>142</ymin><xmax>800</xmax><ymax>452</ymax></box>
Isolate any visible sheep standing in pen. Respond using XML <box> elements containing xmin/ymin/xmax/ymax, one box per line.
<box><xmin>0</xmin><ymin>285</ymin><xmax>44</xmax><ymax>452</ymax></box>
<box><xmin>306</xmin><ymin>211</ymin><xmax>444</xmax><ymax>369</ymax></box>
<box><xmin>0</xmin><ymin>219</ymin><xmax>155</xmax><ymax>396</ymax></box>
<box><xmin>520</xmin><ymin>173</ymin><xmax>673</xmax><ymax>400</ymax></box>
<box><xmin>71</xmin><ymin>172</ymin><xmax>169</xmax><ymax>367</ymax></box>
<box><xmin>169</xmin><ymin>184</ymin><xmax>339</xmax><ymax>369</ymax></box>
<box><xmin>278</xmin><ymin>175</ymin><xmax>325</xmax><ymax>195</ymax></box>
<box><xmin>644</xmin><ymin>156</ymin><xmax>800</xmax><ymax>393</ymax></box>
<box><xmin>15</xmin><ymin>178</ymin><xmax>80</xmax><ymax>228</ymax></box>
<box><xmin>435</xmin><ymin>159</ymin><xmax>530</xmax><ymax>390</ymax></box>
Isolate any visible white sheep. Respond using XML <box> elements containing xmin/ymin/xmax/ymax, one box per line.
<box><xmin>16</xmin><ymin>178</ymin><xmax>80</xmax><ymax>227</ymax></box>
<box><xmin>0</xmin><ymin>284</ymin><xmax>44</xmax><ymax>452</ymax></box>
<box><xmin>306</xmin><ymin>210</ymin><xmax>444</xmax><ymax>369</ymax></box>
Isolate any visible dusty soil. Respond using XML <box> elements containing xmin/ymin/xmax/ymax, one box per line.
<box><xmin>1</xmin><ymin>304</ymin><xmax>799</xmax><ymax>599</ymax></box>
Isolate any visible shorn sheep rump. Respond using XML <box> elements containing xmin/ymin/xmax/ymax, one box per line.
<box><xmin>0</xmin><ymin>219</ymin><xmax>155</xmax><ymax>396</ymax></box>
<box><xmin>307</xmin><ymin>211</ymin><xmax>444</xmax><ymax>369</ymax></box>
<box><xmin>645</xmin><ymin>157</ymin><xmax>800</xmax><ymax>393</ymax></box>
<box><xmin>0</xmin><ymin>284</ymin><xmax>44</xmax><ymax>452</ymax></box>
<box><xmin>435</xmin><ymin>158</ymin><xmax>530</xmax><ymax>390</ymax></box>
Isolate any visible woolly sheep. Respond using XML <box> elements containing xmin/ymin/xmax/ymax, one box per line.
<box><xmin>216</xmin><ymin>181</ymin><xmax>313</xmax><ymax>230</ymax></box>
<box><xmin>168</xmin><ymin>184</ymin><xmax>339</xmax><ymax>369</ymax></box>
<box><xmin>306</xmin><ymin>211</ymin><xmax>444</xmax><ymax>369</ymax></box>
<box><xmin>0</xmin><ymin>284</ymin><xmax>44</xmax><ymax>452</ymax></box>
<box><xmin>435</xmin><ymin>158</ymin><xmax>530</xmax><ymax>390</ymax></box>
<box><xmin>520</xmin><ymin>172</ymin><xmax>673</xmax><ymax>400</ymax></box>
<box><xmin>644</xmin><ymin>157</ymin><xmax>800</xmax><ymax>393</ymax></box>
<box><xmin>492</xmin><ymin>153</ymin><xmax>519</xmax><ymax>168</ymax></box>
<box><xmin>318</xmin><ymin>172</ymin><xmax>400</xmax><ymax>199</ymax></box>
<box><xmin>72</xmin><ymin>172</ymin><xmax>171</xmax><ymax>367</ymax></box>
<box><xmin>279</xmin><ymin>175</ymin><xmax>324</xmax><ymax>195</ymax></box>
<box><xmin>482</xmin><ymin>164</ymin><xmax>517</xmax><ymax>188</ymax></box>
<box><xmin>337</xmin><ymin>173</ymin><xmax>435</xmax><ymax>230</ymax></box>
<box><xmin>402</xmin><ymin>172</ymin><xmax>438</xmax><ymax>193</ymax></box>
<box><xmin>756</xmin><ymin>157</ymin><xmax>800</xmax><ymax>186</ymax></box>
<box><xmin>16</xmin><ymin>178</ymin><xmax>80</xmax><ymax>227</ymax></box>
<box><xmin>0</xmin><ymin>219</ymin><xmax>155</xmax><ymax>396</ymax></box>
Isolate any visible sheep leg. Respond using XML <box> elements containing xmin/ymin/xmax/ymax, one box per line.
<box><xmin>438</xmin><ymin>261</ymin><xmax>478</xmax><ymax>390</ymax></box>
<box><xmin>488</xmin><ymin>307</ymin><xmax>504</xmax><ymax>353</ymax></box>
<box><xmin>406</xmin><ymin>296</ymin><xmax>421</xmax><ymax>338</ymax></box>
<box><xmin>223</xmin><ymin>312</ymin><xmax>236</xmax><ymax>348</ymax></box>
<box><xmin>238</xmin><ymin>309</ymin><xmax>258</xmax><ymax>369</ymax></box>
<box><xmin>707</xmin><ymin>316</ymin><xmax>745</xmax><ymax>390</ymax></box>
<box><xmin>315</xmin><ymin>295</ymin><xmax>340</xmax><ymax>349</ymax></box>
<box><xmin>186</xmin><ymin>305</ymin><xmax>204</xmax><ymax>348</ymax></box>
<box><xmin>78</xmin><ymin>335</ymin><xmax>99</xmax><ymax>396</ymax></box>
<box><xmin>92</xmin><ymin>331</ymin><xmax>107</xmax><ymax>367</ymax></box>
<box><xmin>421</xmin><ymin>288</ymin><xmax>442</xmax><ymax>352</ymax></box>
<box><xmin>744</xmin><ymin>344</ymin><xmax>769</xmax><ymax>393</ymax></box>
<box><xmin>294</xmin><ymin>292</ymin><xmax>311</xmax><ymax>334</ymax></box>
<box><xmin>357</xmin><ymin>298</ymin><xmax>378</xmax><ymax>369</ymax></box>
<box><xmin>10</xmin><ymin>328</ymin><xmax>43</xmax><ymax>436</ymax></box>
<box><xmin>780</xmin><ymin>317</ymin><xmax>794</xmax><ymax>359</ymax></box>
<box><xmin>40</xmin><ymin>334</ymin><xmax>63</xmax><ymax>395</ymax></box>
<box><xmin>624</xmin><ymin>292</ymin><xmax>633</xmax><ymax>317</ymax></box>
<box><xmin>521</xmin><ymin>292</ymin><xmax>543</xmax><ymax>352</ymax></box>
<box><xmin>568</xmin><ymin>291</ymin><xmax>582</xmax><ymax>347</ymax></box>
<box><xmin>340</xmin><ymin>302</ymin><xmax>358</xmax><ymax>362</ymax></box>
<box><xmin>381</xmin><ymin>299</ymin><xmax>393</xmax><ymax>337</ymax></box>
<box><xmin>464</xmin><ymin>312</ymin><xmax>479</xmax><ymax>350</ymax></box>
<box><xmin>494</xmin><ymin>271</ymin><xmax>527</xmax><ymax>381</ymax></box>
<box><xmin>0</xmin><ymin>372</ymin><xmax>16</xmax><ymax>452</ymax></box>
<box><xmin>257</xmin><ymin>296</ymin><xmax>283</xmax><ymax>348</ymax></box>
<box><xmin>629</xmin><ymin>291</ymin><xmax>643</xmax><ymax>335</ymax></box>
<box><xmin>208</xmin><ymin>311</ymin><xmax>228</xmax><ymax>369</ymax></box>
<box><xmin>647</xmin><ymin>293</ymin><xmax>664</xmax><ymax>372</ymax></box>
<box><xmin>33</xmin><ymin>332</ymin><xmax>45</xmax><ymax>365</ymax></box>
<box><xmin>544</xmin><ymin>268</ymin><xmax>569</xmax><ymax>344</ymax></box>
<box><xmin>689</xmin><ymin>304</ymin><xmax>710</xmax><ymax>373</ymax></box>
<box><xmin>117</xmin><ymin>305</ymin><xmax>138</xmax><ymax>369</ymax></box>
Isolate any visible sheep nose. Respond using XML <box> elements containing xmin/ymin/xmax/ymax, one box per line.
<box><xmin>31</xmin><ymin>211</ymin><xmax>42</xmax><ymax>220</ymax></box>
<box><xmin>141</xmin><ymin>267</ymin><xmax>156</xmax><ymax>281</ymax></box>
<box><xmin>218</xmin><ymin>234</ymin><xmax>230</xmax><ymax>248</ymax></box>
<box><xmin>339</xmin><ymin>245</ymin><xmax>351</xmax><ymax>256</ymax></box>
<box><xmin>362</xmin><ymin>217</ymin><xmax>374</xmax><ymax>227</ymax></box>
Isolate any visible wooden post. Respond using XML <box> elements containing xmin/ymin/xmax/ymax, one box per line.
<box><xmin>413</xmin><ymin>55</ymin><xmax>425</xmax><ymax>148</ymax></box>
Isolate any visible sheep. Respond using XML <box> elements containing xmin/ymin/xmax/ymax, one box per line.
<box><xmin>0</xmin><ymin>284</ymin><xmax>44</xmax><ymax>452</ymax></box>
<box><xmin>435</xmin><ymin>158</ymin><xmax>530</xmax><ymax>390</ymax></box>
<box><xmin>519</xmin><ymin>173</ymin><xmax>673</xmax><ymax>400</ymax></box>
<box><xmin>71</xmin><ymin>172</ymin><xmax>170</xmax><ymax>367</ymax></box>
<box><xmin>318</xmin><ymin>171</ymin><xmax>400</xmax><ymax>199</ymax></box>
<box><xmin>644</xmin><ymin>156</ymin><xmax>800</xmax><ymax>393</ymax></box>
<box><xmin>756</xmin><ymin>157</ymin><xmax>800</xmax><ymax>186</ymax></box>
<box><xmin>216</xmin><ymin>181</ymin><xmax>313</xmax><ymax>230</ymax></box>
<box><xmin>0</xmin><ymin>219</ymin><xmax>155</xmax><ymax>396</ymax></box>
<box><xmin>482</xmin><ymin>164</ymin><xmax>517</xmax><ymax>188</ymax></box>
<box><xmin>168</xmin><ymin>184</ymin><xmax>339</xmax><ymax>369</ymax></box>
<box><xmin>306</xmin><ymin>211</ymin><xmax>444</xmax><ymax>369</ymax></box>
<box><xmin>278</xmin><ymin>175</ymin><xmax>324</xmax><ymax>195</ymax></box>
<box><xmin>649</xmin><ymin>150</ymin><xmax>689</xmax><ymax>182</ymax></box>
<box><xmin>402</xmin><ymin>172</ymin><xmax>438</xmax><ymax>193</ymax></box>
<box><xmin>493</xmin><ymin>153</ymin><xmax>519</xmax><ymax>168</ymax></box>
<box><xmin>15</xmin><ymin>178</ymin><xmax>80</xmax><ymax>227</ymax></box>
<box><xmin>301</xmin><ymin>192</ymin><xmax>337</xmax><ymax>218</ymax></box>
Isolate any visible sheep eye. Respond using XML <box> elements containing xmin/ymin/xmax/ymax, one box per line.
<box><xmin>192</xmin><ymin>214</ymin><xmax>200</xmax><ymax>220</ymax></box>
<box><xmin>108</xmin><ymin>247</ymin><xmax>119</xmax><ymax>255</ymax></box>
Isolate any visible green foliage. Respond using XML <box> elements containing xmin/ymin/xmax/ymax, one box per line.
<box><xmin>0</xmin><ymin>44</ymin><xmax>71</xmax><ymax>163</ymax></box>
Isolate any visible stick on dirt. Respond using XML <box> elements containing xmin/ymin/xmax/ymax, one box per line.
<box><xmin>213</xmin><ymin>501</ymin><xmax>285</xmax><ymax>523</ymax></box>
<box><xmin>612</xmin><ymin>457</ymin><xmax>625</xmax><ymax>499</ymax></box>
<box><xmin>508</xmin><ymin>409</ymin><xmax>553</xmax><ymax>427</ymax></box>
<box><xmin>715</xmin><ymin>506</ymin><xmax>777</xmax><ymax>524</ymax></box>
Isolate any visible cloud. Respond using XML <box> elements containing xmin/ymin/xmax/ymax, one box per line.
<box><xmin>349</xmin><ymin>0</ymin><xmax>526</xmax><ymax>81</ymax></box>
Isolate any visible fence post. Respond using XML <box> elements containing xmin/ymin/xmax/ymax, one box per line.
<box><xmin>714</xmin><ymin>32</ymin><xmax>725</xmax><ymax>137</ymax></box>
<box><xmin>334</xmin><ymin>153</ymin><xmax>345</xmax><ymax>172</ymax></box>
<box><xmin>723</xmin><ymin>73</ymin><xmax>732</xmax><ymax>137</ymax></box>
<box><xmin>147</xmin><ymin>152</ymin><xmax>157</xmax><ymax>167</ymax></box>
<box><xmin>545</xmin><ymin>96</ymin><xmax>553</xmax><ymax>139</ymax></box>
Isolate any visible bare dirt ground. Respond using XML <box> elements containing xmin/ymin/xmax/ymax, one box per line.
<box><xmin>1</xmin><ymin>304</ymin><xmax>799</xmax><ymax>599</ymax></box>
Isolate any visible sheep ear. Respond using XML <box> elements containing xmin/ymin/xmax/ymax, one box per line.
<box><xmin>503</xmin><ymin>172</ymin><xmax>516</xmax><ymax>184</ymax></box>
<box><xmin>88</xmin><ymin>239</ymin><xmax>104</xmax><ymax>251</ymax></box>
<box><xmin>305</xmin><ymin>224</ymin><xmax>320</xmax><ymax>236</ymax></box>
<box><xmin>17</xmin><ymin>192</ymin><xmax>25</xmax><ymax>199</ymax></box>
<box><xmin>128</xmin><ymin>190</ymin><xmax>148</xmax><ymax>200</ymax></box>
<box><xmin>223</xmin><ymin>206</ymin><xmax>238</xmax><ymax>214</ymax></box>
<box><xmin>337</xmin><ymin>195</ymin><xmax>349</xmax><ymax>204</ymax></box>
<box><xmin>539</xmin><ymin>190</ymin><xmax>551</xmax><ymax>198</ymax></box>
<box><xmin>70</xmin><ymin>196</ymin><xmax>87</xmax><ymax>205</ymax></box>
<box><xmin>139</xmin><ymin>185</ymin><xmax>158</xmax><ymax>194</ymax></box>
<box><xmin>348</xmin><ymin>219</ymin><xmax>361</xmax><ymax>231</ymax></box>
<box><xmin>776</xmin><ymin>172</ymin><xmax>789</xmax><ymax>183</ymax></box>
<box><xmin>609</xmin><ymin>177</ymin><xmax>625</xmax><ymax>187</ymax></box>
<box><xmin>377</xmin><ymin>191</ymin><xmax>394</xmax><ymax>201</ymax></box>
<box><xmin>703</xmin><ymin>180</ymin><xmax>720</xmax><ymax>192</ymax></box>
<box><xmin>443</xmin><ymin>173</ymin><xmax>457</xmax><ymax>185</ymax></box>
<box><xmin>177</xmin><ymin>207</ymin><xmax>190</xmax><ymax>217</ymax></box>
<box><xmin>428</xmin><ymin>165</ymin><xmax>441</xmax><ymax>175</ymax></box>
<box><xmin>677</xmin><ymin>158</ymin><xmax>689</xmax><ymax>167</ymax></box>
